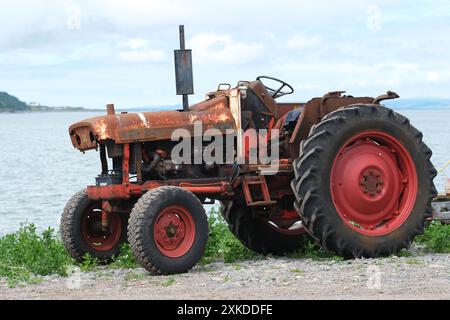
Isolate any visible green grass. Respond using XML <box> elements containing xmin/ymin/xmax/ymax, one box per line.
<box><xmin>415</xmin><ymin>221</ymin><xmax>450</xmax><ymax>253</ymax></box>
<box><xmin>287</xmin><ymin>240</ymin><xmax>344</xmax><ymax>261</ymax></box>
<box><xmin>108</xmin><ymin>244</ymin><xmax>139</xmax><ymax>269</ymax></box>
<box><xmin>289</xmin><ymin>268</ymin><xmax>304</xmax><ymax>274</ymax></box>
<box><xmin>161</xmin><ymin>277</ymin><xmax>176</xmax><ymax>287</ymax></box>
<box><xmin>124</xmin><ymin>272</ymin><xmax>146</xmax><ymax>282</ymax></box>
<box><xmin>200</xmin><ymin>207</ymin><xmax>259</xmax><ymax>264</ymax></box>
<box><xmin>396</xmin><ymin>249</ymin><xmax>414</xmax><ymax>257</ymax></box>
<box><xmin>405</xmin><ymin>258</ymin><xmax>422</xmax><ymax>265</ymax></box>
<box><xmin>0</xmin><ymin>224</ymin><xmax>74</xmax><ymax>287</ymax></box>
<box><xmin>1</xmin><ymin>212</ymin><xmax>450</xmax><ymax>287</ymax></box>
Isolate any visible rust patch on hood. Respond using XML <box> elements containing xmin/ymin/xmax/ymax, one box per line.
<box><xmin>69</xmin><ymin>96</ymin><xmax>235</xmax><ymax>151</ymax></box>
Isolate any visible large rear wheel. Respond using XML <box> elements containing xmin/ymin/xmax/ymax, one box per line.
<box><xmin>291</xmin><ymin>105</ymin><xmax>437</xmax><ymax>258</ymax></box>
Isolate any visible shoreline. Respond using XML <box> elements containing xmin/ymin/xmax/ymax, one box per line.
<box><xmin>0</xmin><ymin>109</ymin><xmax>103</xmax><ymax>114</ymax></box>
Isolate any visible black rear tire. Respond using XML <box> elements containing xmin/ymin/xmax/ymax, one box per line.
<box><xmin>128</xmin><ymin>187</ymin><xmax>208</xmax><ymax>275</ymax></box>
<box><xmin>291</xmin><ymin>105</ymin><xmax>437</xmax><ymax>258</ymax></box>
<box><xmin>221</xmin><ymin>201</ymin><xmax>306</xmax><ymax>255</ymax></box>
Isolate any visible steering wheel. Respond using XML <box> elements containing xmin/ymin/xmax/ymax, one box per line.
<box><xmin>256</xmin><ymin>76</ymin><xmax>294</xmax><ymax>99</ymax></box>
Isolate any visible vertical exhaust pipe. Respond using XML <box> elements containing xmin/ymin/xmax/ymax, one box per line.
<box><xmin>174</xmin><ymin>25</ymin><xmax>194</xmax><ymax>112</ymax></box>
<box><xmin>179</xmin><ymin>26</ymin><xmax>189</xmax><ymax>111</ymax></box>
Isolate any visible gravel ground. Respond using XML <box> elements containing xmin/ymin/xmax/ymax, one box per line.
<box><xmin>1</xmin><ymin>250</ymin><xmax>450</xmax><ymax>300</ymax></box>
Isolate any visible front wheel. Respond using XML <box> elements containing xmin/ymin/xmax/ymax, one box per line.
<box><xmin>291</xmin><ymin>105</ymin><xmax>437</xmax><ymax>258</ymax></box>
<box><xmin>60</xmin><ymin>190</ymin><xmax>128</xmax><ymax>262</ymax></box>
<box><xmin>128</xmin><ymin>187</ymin><xmax>208</xmax><ymax>275</ymax></box>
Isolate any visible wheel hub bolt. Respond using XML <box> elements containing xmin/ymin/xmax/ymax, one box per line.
<box><xmin>166</xmin><ymin>224</ymin><xmax>178</xmax><ymax>238</ymax></box>
<box><xmin>361</xmin><ymin>169</ymin><xmax>384</xmax><ymax>197</ymax></box>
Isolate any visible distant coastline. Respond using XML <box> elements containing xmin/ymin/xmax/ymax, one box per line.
<box><xmin>0</xmin><ymin>106</ymin><xmax>104</xmax><ymax>113</ymax></box>
<box><xmin>1</xmin><ymin>89</ymin><xmax>449</xmax><ymax>113</ymax></box>
<box><xmin>0</xmin><ymin>90</ymin><xmax>104</xmax><ymax>113</ymax></box>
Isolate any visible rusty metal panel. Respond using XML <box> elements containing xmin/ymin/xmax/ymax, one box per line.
<box><xmin>288</xmin><ymin>93</ymin><xmax>375</xmax><ymax>158</ymax></box>
<box><xmin>69</xmin><ymin>96</ymin><xmax>236</xmax><ymax>151</ymax></box>
<box><xmin>174</xmin><ymin>49</ymin><xmax>194</xmax><ymax>95</ymax></box>
<box><xmin>87</xmin><ymin>178</ymin><xmax>232</xmax><ymax>200</ymax></box>
<box><xmin>275</xmin><ymin>103</ymin><xmax>304</xmax><ymax>119</ymax></box>
<box><xmin>69</xmin><ymin>125</ymin><xmax>98</xmax><ymax>150</ymax></box>
<box><xmin>229</xmin><ymin>88</ymin><xmax>244</xmax><ymax>162</ymax></box>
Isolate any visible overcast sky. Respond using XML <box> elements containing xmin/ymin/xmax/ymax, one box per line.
<box><xmin>0</xmin><ymin>0</ymin><xmax>449</xmax><ymax>109</ymax></box>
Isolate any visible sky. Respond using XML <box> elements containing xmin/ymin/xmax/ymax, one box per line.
<box><xmin>0</xmin><ymin>0</ymin><xmax>449</xmax><ymax>109</ymax></box>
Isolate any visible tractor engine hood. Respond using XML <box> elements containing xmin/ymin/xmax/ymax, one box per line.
<box><xmin>69</xmin><ymin>96</ymin><xmax>235</xmax><ymax>151</ymax></box>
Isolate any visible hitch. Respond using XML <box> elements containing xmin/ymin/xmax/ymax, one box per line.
<box><xmin>432</xmin><ymin>179</ymin><xmax>450</xmax><ymax>224</ymax></box>
<box><xmin>432</xmin><ymin>200</ymin><xmax>450</xmax><ymax>223</ymax></box>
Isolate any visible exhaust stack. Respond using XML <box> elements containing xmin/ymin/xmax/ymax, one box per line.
<box><xmin>174</xmin><ymin>25</ymin><xmax>194</xmax><ymax>111</ymax></box>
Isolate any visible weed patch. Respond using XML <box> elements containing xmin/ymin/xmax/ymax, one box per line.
<box><xmin>1</xmin><ymin>213</ymin><xmax>449</xmax><ymax>286</ymax></box>
<box><xmin>109</xmin><ymin>244</ymin><xmax>139</xmax><ymax>269</ymax></box>
<box><xmin>200</xmin><ymin>207</ymin><xmax>259</xmax><ymax>264</ymax></box>
<box><xmin>162</xmin><ymin>277</ymin><xmax>176</xmax><ymax>287</ymax></box>
<box><xmin>415</xmin><ymin>222</ymin><xmax>450</xmax><ymax>253</ymax></box>
<box><xmin>287</xmin><ymin>240</ymin><xmax>344</xmax><ymax>261</ymax></box>
<box><xmin>0</xmin><ymin>224</ymin><xmax>73</xmax><ymax>287</ymax></box>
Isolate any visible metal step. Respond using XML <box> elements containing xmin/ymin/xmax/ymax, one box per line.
<box><xmin>242</xmin><ymin>175</ymin><xmax>275</xmax><ymax>207</ymax></box>
<box><xmin>249</xmin><ymin>200</ymin><xmax>277</xmax><ymax>207</ymax></box>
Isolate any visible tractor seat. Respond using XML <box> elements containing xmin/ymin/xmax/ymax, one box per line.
<box><xmin>241</xmin><ymin>80</ymin><xmax>277</xmax><ymax>130</ymax></box>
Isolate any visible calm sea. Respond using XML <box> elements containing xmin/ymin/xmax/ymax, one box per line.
<box><xmin>0</xmin><ymin>109</ymin><xmax>449</xmax><ymax>236</ymax></box>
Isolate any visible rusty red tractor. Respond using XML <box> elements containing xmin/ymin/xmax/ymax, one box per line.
<box><xmin>61</xmin><ymin>27</ymin><xmax>441</xmax><ymax>275</ymax></box>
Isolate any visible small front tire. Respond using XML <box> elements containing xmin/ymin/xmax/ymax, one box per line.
<box><xmin>128</xmin><ymin>187</ymin><xmax>208</xmax><ymax>275</ymax></box>
<box><xmin>60</xmin><ymin>190</ymin><xmax>128</xmax><ymax>262</ymax></box>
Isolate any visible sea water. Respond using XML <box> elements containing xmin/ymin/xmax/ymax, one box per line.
<box><xmin>0</xmin><ymin>109</ymin><xmax>449</xmax><ymax>236</ymax></box>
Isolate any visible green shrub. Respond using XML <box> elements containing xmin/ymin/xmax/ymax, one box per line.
<box><xmin>109</xmin><ymin>244</ymin><xmax>139</xmax><ymax>269</ymax></box>
<box><xmin>415</xmin><ymin>221</ymin><xmax>450</xmax><ymax>253</ymax></box>
<box><xmin>79</xmin><ymin>253</ymin><xmax>99</xmax><ymax>271</ymax></box>
<box><xmin>287</xmin><ymin>239</ymin><xmax>344</xmax><ymax>261</ymax></box>
<box><xmin>0</xmin><ymin>224</ymin><xmax>74</xmax><ymax>286</ymax></box>
<box><xmin>1</xmin><ymin>212</ymin><xmax>449</xmax><ymax>287</ymax></box>
<box><xmin>201</xmin><ymin>207</ymin><xmax>258</xmax><ymax>264</ymax></box>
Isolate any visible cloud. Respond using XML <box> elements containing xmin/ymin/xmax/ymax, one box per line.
<box><xmin>0</xmin><ymin>0</ymin><xmax>450</xmax><ymax>107</ymax></box>
<box><xmin>124</xmin><ymin>39</ymin><xmax>149</xmax><ymax>50</ymax></box>
<box><xmin>116</xmin><ymin>38</ymin><xmax>165</xmax><ymax>63</ymax></box>
<box><xmin>287</xmin><ymin>35</ymin><xmax>322</xmax><ymax>50</ymax></box>
<box><xmin>189</xmin><ymin>33</ymin><xmax>264</xmax><ymax>65</ymax></box>
<box><xmin>269</xmin><ymin>60</ymin><xmax>426</xmax><ymax>99</ymax></box>
<box><xmin>367</xmin><ymin>5</ymin><xmax>382</xmax><ymax>31</ymax></box>
<box><xmin>117</xmin><ymin>50</ymin><xmax>165</xmax><ymax>63</ymax></box>
<box><xmin>427</xmin><ymin>71</ymin><xmax>441</xmax><ymax>82</ymax></box>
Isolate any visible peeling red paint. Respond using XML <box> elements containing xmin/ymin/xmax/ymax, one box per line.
<box><xmin>69</xmin><ymin>96</ymin><xmax>234</xmax><ymax>151</ymax></box>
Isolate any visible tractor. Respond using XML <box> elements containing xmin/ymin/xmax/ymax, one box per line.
<box><xmin>61</xmin><ymin>26</ymin><xmax>441</xmax><ymax>275</ymax></box>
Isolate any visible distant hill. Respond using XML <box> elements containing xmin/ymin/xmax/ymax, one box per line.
<box><xmin>0</xmin><ymin>91</ymin><xmax>96</xmax><ymax>113</ymax></box>
<box><xmin>0</xmin><ymin>91</ymin><xmax>30</xmax><ymax>112</ymax></box>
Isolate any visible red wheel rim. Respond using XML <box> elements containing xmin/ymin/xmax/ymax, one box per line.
<box><xmin>154</xmin><ymin>206</ymin><xmax>195</xmax><ymax>258</ymax></box>
<box><xmin>82</xmin><ymin>205</ymin><xmax>122</xmax><ymax>251</ymax></box>
<box><xmin>330</xmin><ymin>130</ymin><xmax>418</xmax><ymax>236</ymax></box>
